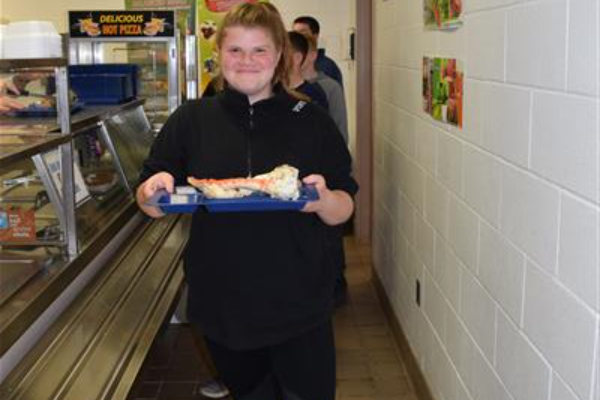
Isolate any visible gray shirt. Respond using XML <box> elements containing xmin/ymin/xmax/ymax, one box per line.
<box><xmin>311</xmin><ymin>72</ymin><xmax>348</xmax><ymax>143</ymax></box>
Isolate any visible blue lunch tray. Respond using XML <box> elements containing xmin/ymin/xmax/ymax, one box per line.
<box><xmin>147</xmin><ymin>185</ymin><xmax>319</xmax><ymax>213</ymax></box>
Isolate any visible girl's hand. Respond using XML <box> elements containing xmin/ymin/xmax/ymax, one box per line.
<box><xmin>136</xmin><ymin>172</ymin><xmax>175</xmax><ymax>218</ymax></box>
<box><xmin>301</xmin><ymin>174</ymin><xmax>354</xmax><ymax>225</ymax></box>
<box><xmin>141</xmin><ymin>172</ymin><xmax>175</xmax><ymax>198</ymax></box>
<box><xmin>301</xmin><ymin>174</ymin><xmax>331</xmax><ymax>214</ymax></box>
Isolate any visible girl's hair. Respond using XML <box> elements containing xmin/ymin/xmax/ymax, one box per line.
<box><xmin>213</xmin><ymin>2</ymin><xmax>295</xmax><ymax>95</ymax></box>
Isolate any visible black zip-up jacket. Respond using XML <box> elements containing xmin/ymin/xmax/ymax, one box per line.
<box><xmin>140</xmin><ymin>87</ymin><xmax>358</xmax><ymax>350</ymax></box>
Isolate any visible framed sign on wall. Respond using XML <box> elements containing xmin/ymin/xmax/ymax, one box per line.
<box><xmin>424</xmin><ymin>0</ymin><xmax>463</xmax><ymax>31</ymax></box>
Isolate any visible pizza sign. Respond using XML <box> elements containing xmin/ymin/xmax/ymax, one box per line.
<box><xmin>69</xmin><ymin>11</ymin><xmax>175</xmax><ymax>38</ymax></box>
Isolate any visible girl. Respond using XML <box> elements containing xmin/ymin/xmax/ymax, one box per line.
<box><xmin>137</xmin><ymin>3</ymin><xmax>357</xmax><ymax>399</ymax></box>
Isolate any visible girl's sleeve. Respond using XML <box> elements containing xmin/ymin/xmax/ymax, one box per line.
<box><xmin>318</xmin><ymin>112</ymin><xmax>359</xmax><ymax>197</ymax></box>
<box><xmin>138</xmin><ymin>104</ymin><xmax>190</xmax><ymax>186</ymax></box>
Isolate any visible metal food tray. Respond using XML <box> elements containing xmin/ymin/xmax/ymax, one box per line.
<box><xmin>147</xmin><ymin>185</ymin><xmax>319</xmax><ymax>213</ymax></box>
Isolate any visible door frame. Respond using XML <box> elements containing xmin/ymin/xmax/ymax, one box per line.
<box><xmin>354</xmin><ymin>0</ymin><xmax>373</xmax><ymax>244</ymax></box>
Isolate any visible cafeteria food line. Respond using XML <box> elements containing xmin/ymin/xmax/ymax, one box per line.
<box><xmin>0</xmin><ymin>47</ymin><xmax>190</xmax><ymax>397</ymax></box>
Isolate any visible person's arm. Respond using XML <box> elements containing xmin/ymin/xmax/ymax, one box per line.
<box><xmin>329</xmin><ymin>62</ymin><xmax>344</xmax><ymax>90</ymax></box>
<box><xmin>318</xmin><ymin>55</ymin><xmax>344</xmax><ymax>90</ymax></box>
<box><xmin>301</xmin><ymin>109</ymin><xmax>358</xmax><ymax>225</ymax></box>
<box><xmin>136</xmin><ymin>103</ymin><xmax>190</xmax><ymax>216</ymax></box>
<box><xmin>301</xmin><ymin>174</ymin><xmax>354</xmax><ymax>225</ymax></box>
<box><xmin>324</xmin><ymin>80</ymin><xmax>348</xmax><ymax>143</ymax></box>
<box><xmin>0</xmin><ymin>96</ymin><xmax>25</xmax><ymax>113</ymax></box>
<box><xmin>1</xmin><ymin>73</ymin><xmax>45</xmax><ymax>95</ymax></box>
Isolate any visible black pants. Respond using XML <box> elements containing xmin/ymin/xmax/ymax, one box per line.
<box><xmin>202</xmin><ymin>320</ymin><xmax>335</xmax><ymax>400</ymax></box>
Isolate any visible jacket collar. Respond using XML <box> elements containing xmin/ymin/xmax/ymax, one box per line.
<box><xmin>219</xmin><ymin>84</ymin><xmax>295</xmax><ymax>114</ymax></box>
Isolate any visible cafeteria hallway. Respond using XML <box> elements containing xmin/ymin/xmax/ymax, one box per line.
<box><xmin>2</xmin><ymin>2</ymin><xmax>599</xmax><ymax>400</ymax></box>
<box><xmin>125</xmin><ymin>238</ymin><xmax>420</xmax><ymax>400</ymax></box>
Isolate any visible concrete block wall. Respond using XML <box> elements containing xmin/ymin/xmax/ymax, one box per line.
<box><xmin>372</xmin><ymin>1</ymin><xmax>599</xmax><ymax>400</ymax></box>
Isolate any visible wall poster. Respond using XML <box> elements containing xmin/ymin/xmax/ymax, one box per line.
<box><xmin>422</xmin><ymin>57</ymin><xmax>463</xmax><ymax>128</ymax></box>
<box><xmin>424</xmin><ymin>0</ymin><xmax>463</xmax><ymax>30</ymax></box>
<box><xmin>197</xmin><ymin>0</ymin><xmax>268</xmax><ymax>93</ymax></box>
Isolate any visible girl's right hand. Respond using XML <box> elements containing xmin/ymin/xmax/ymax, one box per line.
<box><xmin>137</xmin><ymin>172</ymin><xmax>175</xmax><ymax>218</ymax></box>
<box><xmin>140</xmin><ymin>172</ymin><xmax>175</xmax><ymax>200</ymax></box>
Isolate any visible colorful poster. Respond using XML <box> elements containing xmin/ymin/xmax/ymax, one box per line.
<box><xmin>424</xmin><ymin>0</ymin><xmax>463</xmax><ymax>30</ymax></box>
<box><xmin>197</xmin><ymin>0</ymin><xmax>267</xmax><ymax>93</ymax></box>
<box><xmin>423</xmin><ymin>57</ymin><xmax>463</xmax><ymax>128</ymax></box>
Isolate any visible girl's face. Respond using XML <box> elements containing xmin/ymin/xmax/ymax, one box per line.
<box><xmin>220</xmin><ymin>26</ymin><xmax>281</xmax><ymax>104</ymax></box>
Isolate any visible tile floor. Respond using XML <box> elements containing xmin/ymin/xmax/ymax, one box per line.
<box><xmin>126</xmin><ymin>239</ymin><xmax>419</xmax><ymax>400</ymax></box>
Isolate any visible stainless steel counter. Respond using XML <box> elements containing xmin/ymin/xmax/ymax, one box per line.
<box><xmin>0</xmin><ymin>214</ymin><xmax>188</xmax><ymax>400</ymax></box>
<box><xmin>0</xmin><ymin>200</ymin><xmax>139</xmax><ymax>355</ymax></box>
<box><xmin>0</xmin><ymin>98</ymin><xmax>153</xmax><ymax>356</ymax></box>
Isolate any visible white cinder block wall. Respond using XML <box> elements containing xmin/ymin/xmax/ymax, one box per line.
<box><xmin>372</xmin><ymin>1</ymin><xmax>600</xmax><ymax>400</ymax></box>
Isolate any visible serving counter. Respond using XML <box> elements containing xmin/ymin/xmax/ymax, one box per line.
<box><xmin>0</xmin><ymin>59</ymin><xmax>187</xmax><ymax>395</ymax></box>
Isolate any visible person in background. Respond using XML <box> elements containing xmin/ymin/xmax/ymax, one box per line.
<box><xmin>302</xmin><ymin>34</ymin><xmax>348</xmax><ymax>145</ymax></box>
<box><xmin>0</xmin><ymin>73</ymin><xmax>52</xmax><ymax>114</ymax></box>
<box><xmin>299</xmin><ymin>32</ymin><xmax>350</xmax><ymax>306</ymax></box>
<box><xmin>293</xmin><ymin>15</ymin><xmax>344</xmax><ymax>90</ymax></box>
<box><xmin>287</xmin><ymin>31</ymin><xmax>329</xmax><ymax>111</ymax></box>
<box><xmin>136</xmin><ymin>3</ymin><xmax>357</xmax><ymax>400</ymax></box>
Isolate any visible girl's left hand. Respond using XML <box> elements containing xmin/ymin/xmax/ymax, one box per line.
<box><xmin>300</xmin><ymin>174</ymin><xmax>354</xmax><ymax>225</ymax></box>
<box><xmin>300</xmin><ymin>174</ymin><xmax>331</xmax><ymax>214</ymax></box>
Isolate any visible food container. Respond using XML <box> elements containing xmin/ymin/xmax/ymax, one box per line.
<box><xmin>4</xmin><ymin>21</ymin><xmax>62</xmax><ymax>59</ymax></box>
<box><xmin>84</xmin><ymin>171</ymin><xmax>118</xmax><ymax>194</ymax></box>
<box><xmin>69</xmin><ymin>64</ymin><xmax>139</xmax><ymax>98</ymax></box>
<box><xmin>70</xmin><ymin>74</ymin><xmax>134</xmax><ymax>104</ymax></box>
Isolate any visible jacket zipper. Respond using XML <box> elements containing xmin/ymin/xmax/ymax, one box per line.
<box><xmin>247</xmin><ymin>106</ymin><xmax>254</xmax><ymax>177</ymax></box>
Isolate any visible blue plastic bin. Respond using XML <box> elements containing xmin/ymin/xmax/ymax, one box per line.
<box><xmin>69</xmin><ymin>64</ymin><xmax>139</xmax><ymax>105</ymax></box>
